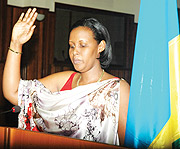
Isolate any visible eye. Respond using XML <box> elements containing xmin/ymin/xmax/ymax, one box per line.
<box><xmin>80</xmin><ymin>43</ymin><xmax>86</xmax><ymax>48</ymax></box>
<box><xmin>69</xmin><ymin>44</ymin><xmax>75</xmax><ymax>49</ymax></box>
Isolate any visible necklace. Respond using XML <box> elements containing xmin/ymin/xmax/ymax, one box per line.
<box><xmin>77</xmin><ymin>69</ymin><xmax>104</xmax><ymax>87</ymax></box>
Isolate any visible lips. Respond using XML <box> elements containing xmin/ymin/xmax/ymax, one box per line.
<box><xmin>73</xmin><ymin>58</ymin><xmax>81</xmax><ymax>64</ymax></box>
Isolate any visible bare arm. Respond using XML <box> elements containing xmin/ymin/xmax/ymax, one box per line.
<box><xmin>118</xmin><ymin>79</ymin><xmax>130</xmax><ymax>146</ymax></box>
<box><xmin>38</xmin><ymin>71</ymin><xmax>75</xmax><ymax>92</ymax></box>
<box><xmin>3</xmin><ymin>8</ymin><xmax>38</xmax><ymax>105</ymax></box>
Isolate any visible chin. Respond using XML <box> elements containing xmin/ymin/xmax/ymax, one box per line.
<box><xmin>73</xmin><ymin>65</ymin><xmax>83</xmax><ymax>72</ymax></box>
<box><xmin>75</xmin><ymin>66</ymin><xmax>89</xmax><ymax>73</ymax></box>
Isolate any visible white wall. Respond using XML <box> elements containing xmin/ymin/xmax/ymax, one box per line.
<box><xmin>7</xmin><ymin>0</ymin><xmax>180</xmax><ymax>23</ymax></box>
<box><xmin>7</xmin><ymin>0</ymin><xmax>141</xmax><ymax>23</ymax></box>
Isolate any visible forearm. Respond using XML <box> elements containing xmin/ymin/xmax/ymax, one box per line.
<box><xmin>3</xmin><ymin>41</ymin><xmax>22</xmax><ymax>105</ymax></box>
<box><xmin>2</xmin><ymin>8</ymin><xmax>37</xmax><ymax>105</ymax></box>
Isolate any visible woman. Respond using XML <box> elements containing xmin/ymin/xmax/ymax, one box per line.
<box><xmin>3</xmin><ymin>8</ymin><xmax>130</xmax><ymax>146</ymax></box>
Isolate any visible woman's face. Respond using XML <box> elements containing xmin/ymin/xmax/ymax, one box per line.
<box><xmin>69</xmin><ymin>26</ymin><xmax>101</xmax><ymax>72</ymax></box>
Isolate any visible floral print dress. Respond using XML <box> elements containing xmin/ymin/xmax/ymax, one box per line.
<box><xmin>18</xmin><ymin>78</ymin><xmax>120</xmax><ymax>145</ymax></box>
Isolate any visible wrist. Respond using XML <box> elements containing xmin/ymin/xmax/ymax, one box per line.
<box><xmin>9</xmin><ymin>41</ymin><xmax>23</xmax><ymax>53</ymax></box>
<box><xmin>8</xmin><ymin>47</ymin><xmax>23</xmax><ymax>54</ymax></box>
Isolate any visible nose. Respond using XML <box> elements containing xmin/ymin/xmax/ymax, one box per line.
<box><xmin>72</xmin><ymin>46</ymin><xmax>79</xmax><ymax>55</ymax></box>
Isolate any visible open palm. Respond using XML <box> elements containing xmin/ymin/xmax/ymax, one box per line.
<box><xmin>11</xmin><ymin>8</ymin><xmax>38</xmax><ymax>45</ymax></box>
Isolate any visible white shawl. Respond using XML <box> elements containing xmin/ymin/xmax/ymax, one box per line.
<box><xmin>18</xmin><ymin>78</ymin><xmax>120</xmax><ymax>145</ymax></box>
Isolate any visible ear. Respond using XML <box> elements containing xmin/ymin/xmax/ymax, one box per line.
<box><xmin>98</xmin><ymin>40</ymin><xmax>106</xmax><ymax>53</ymax></box>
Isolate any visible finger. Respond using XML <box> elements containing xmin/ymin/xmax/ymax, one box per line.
<box><xmin>29</xmin><ymin>25</ymin><xmax>36</xmax><ymax>34</ymax></box>
<box><xmin>28</xmin><ymin>12</ymin><xmax>38</xmax><ymax>27</ymax></box>
<box><xmin>29</xmin><ymin>8</ymin><xmax>37</xmax><ymax>19</ymax></box>
<box><xmin>32</xmin><ymin>8</ymin><xmax>37</xmax><ymax>14</ymax></box>
<box><xmin>27</xmin><ymin>8</ymin><xmax>37</xmax><ymax>23</ymax></box>
<box><xmin>23</xmin><ymin>8</ymin><xmax>32</xmax><ymax>22</ymax></box>
<box><xmin>18</xmin><ymin>12</ymin><xmax>24</xmax><ymax>22</ymax></box>
<box><xmin>31</xmin><ymin>25</ymin><xmax>36</xmax><ymax>31</ymax></box>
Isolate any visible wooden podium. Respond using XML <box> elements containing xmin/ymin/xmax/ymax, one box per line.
<box><xmin>0</xmin><ymin>126</ymin><xmax>125</xmax><ymax>148</ymax></box>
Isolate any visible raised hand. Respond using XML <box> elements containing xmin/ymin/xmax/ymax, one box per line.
<box><xmin>11</xmin><ymin>8</ymin><xmax>38</xmax><ymax>46</ymax></box>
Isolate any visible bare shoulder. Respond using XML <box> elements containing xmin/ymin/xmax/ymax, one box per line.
<box><xmin>120</xmin><ymin>79</ymin><xmax>130</xmax><ymax>106</ymax></box>
<box><xmin>39</xmin><ymin>71</ymin><xmax>75</xmax><ymax>82</ymax></box>
<box><xmin>103</xmin><ymin>71</ymin><xmax>130</xmax><ymax>90</ymax></box>
<box><xmin>120</xmin><ymin>79</ymin><xmax>130</xmax><ymax>92</ymax></box>
<box><xmin>118</xmin><ymin>78</ymin><xmax>130</xmax><ymax>145</ymax></box>
<box><xmin>39</xmin><ymin>71</ymin><xmax>75</xmax><ymax>92</ymax></box>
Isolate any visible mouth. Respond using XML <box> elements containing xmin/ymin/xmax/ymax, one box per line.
<box><xmin>73</xmin><ymin>58</ymin><xmax>81</xmax><ymax>65</ymax></box>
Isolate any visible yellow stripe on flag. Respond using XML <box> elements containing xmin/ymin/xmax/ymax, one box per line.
<box><xmin>149</xmin><ymin>35</ymin><xmax>180</xmax><ymax>148</ymax></box>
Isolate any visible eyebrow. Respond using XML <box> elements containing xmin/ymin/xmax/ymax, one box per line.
<box><xmin>69</xmin><ymin>40</ymin><xmax>87</xmax><ymax>43</ymax></box>
<box><xmin>69</xmin><ymin>41</ymin><xmax>74</xmax><ymax>44</ymax></box>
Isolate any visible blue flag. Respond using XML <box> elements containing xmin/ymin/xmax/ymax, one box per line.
<box><xmin>124</xmin><ymin>0</ymin><xmax>180</xmax><ymax>148</ymax></box>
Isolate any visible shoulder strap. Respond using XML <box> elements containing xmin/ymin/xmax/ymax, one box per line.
<box><xmin>60</xmin><ymin>72</ymin><xmax>76</xmax><ymax>91</ymax></box>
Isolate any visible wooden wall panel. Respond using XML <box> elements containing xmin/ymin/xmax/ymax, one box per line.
<box><xmin>0</xmin><ymin>0</ymin><xmax>2</xmax><ymax>60</ymax></box>
<box><xmin>0</xmin><ymin>2</ymin><xmax>13</xmax><ymax>62</ymax></box>
<box><xmin>42</xmin><ymin>11</ymin><xmax>56</xmax><ymax>77</ymax></box>
<box><xmin>108</xmin><ymin>15</ymin><xmax>137</xmax><ymax>84</ymax></box>
<box><xmin>0</xmin><ymin>3</ymin><xmax>56</xmax><ymax>126</ymax></box>
<box><xmin>0</xmin><ymin>63</ymin><xmax>6</xmax><ymax>126</ymax></box>
<box><xmin>0</xmin><ymin>1</ymin><xmax>137</xmax><ymax>127</ymax></box>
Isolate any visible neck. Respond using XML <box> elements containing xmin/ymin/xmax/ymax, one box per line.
<box><xmin>77</xmin><ymin>67</ymin><xmax>104</xmax><ymax>86</ymax></box>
